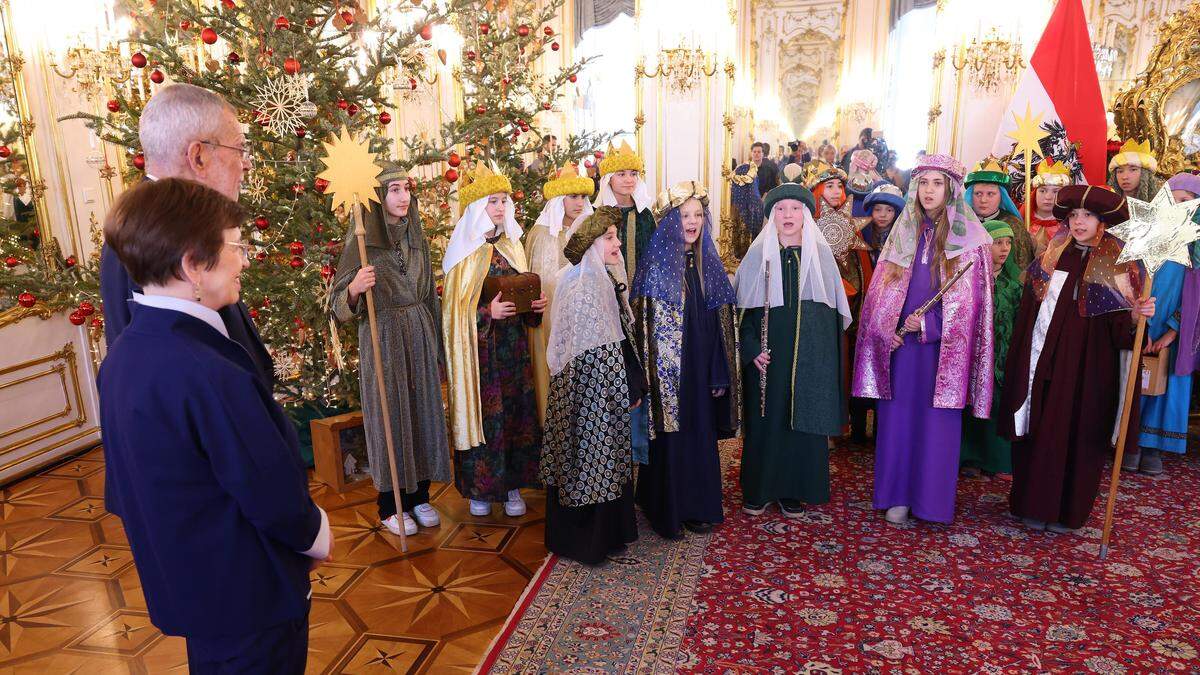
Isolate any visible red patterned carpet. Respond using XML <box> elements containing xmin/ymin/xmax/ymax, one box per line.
<box><xmin>485</xmin><ymin>441</ymin><xmax>1200</xmax><ymax>673</ymax></box>
<box><xmin>680</xmin><ymin>445</ymin><xmax>1200</xmax><ymax>673</ymax></box>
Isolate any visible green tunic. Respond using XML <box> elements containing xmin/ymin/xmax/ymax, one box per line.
<box><xmin>960</xmin><ymin>256</ymin><xmax>1022</xmax><ymax>473</ymax></box>
<box><xmin>738</xmin><ymin>246</ymin><xmax>845</xmax><ymax>505</ymax></box>
<box><xmin>616</xmin><ymin>205</ymin><xmax>657</xmax><ymax>282</ymax></box>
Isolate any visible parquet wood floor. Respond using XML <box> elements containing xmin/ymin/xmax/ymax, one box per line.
<box><xmin>0</xmin><ymin>446</ymin><xmax>547</xmax><ymax>673</ymax></box>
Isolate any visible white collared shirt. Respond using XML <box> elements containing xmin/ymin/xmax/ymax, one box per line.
<box><xmin>132</xmin><ymin>293</ymin><xmax>229</xmax><ymax>339</ymax></box>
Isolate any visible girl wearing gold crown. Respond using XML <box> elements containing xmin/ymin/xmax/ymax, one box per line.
<box><xmin>331</xmin><ymin>164</ymin><xmax>451</xmax><ymax>537</ymax></box>
<box><xmin>1108</xmin><ymin>139</ymin><xmax>1164</xmax><ymax>202</ymax></box>
<box><xmin>442</xmin><ymin>164</ymin><xmax>548</xmax><ymax>518</ymax></box>
<box><xmin>594</xmin><ymin>140</ymin><xmax>656</xmax><ymax>284</ymax></box>
<box><xmin>1021</xmin><ymin>158</ymin><xmax>1073</xmax><ymax>258</ymax></box>
<box><xmin>631</xmin><ymin>181</ymin><xmax>740</xmax><ymax>539</ymax></box>
<box><xmin>525</xmin><ymin>165</ymin><xmax>595</xmax><ymax>425</ymax></box>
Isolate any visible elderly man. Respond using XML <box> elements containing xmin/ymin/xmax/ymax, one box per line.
<box><xmin>99</xmin><ymin>83</ymin><xmax>273</xmax><ymax>389</ymax></box>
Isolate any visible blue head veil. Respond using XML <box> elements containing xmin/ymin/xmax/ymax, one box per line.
<box><xmin>965</xmin><ymin>183</ymin><xmax>1020</xmax><ymax>220</ymax></box>
<box><xmin>631</xmin><ymin>205</ymin><xmax>735</xmax><ymax>310</ymax></box>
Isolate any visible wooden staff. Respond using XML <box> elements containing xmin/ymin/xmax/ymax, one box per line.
<box><xmin>353</xmin><ymin>197</ymin><xmax>407</xmax><ymax>552</ymax></box>
<box><xmin>760</xmin><ymin>260</ymin><xmax>770</xmax><ymax>417</ymax></box>
<box><xmin>1099</xmin><ymin>276</ymin><xmax>1153</xmax><ymax>560</ymax></box>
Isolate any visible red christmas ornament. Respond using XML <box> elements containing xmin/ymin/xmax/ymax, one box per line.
<box><xmin>5</xmin><ymin>256</ymin><xmax>18</xmax><ymax>267</ymax></box>
<box><xmin>291</xmin><ymin>182</ymin><xmax>306</xmax><ymax>194</ymax></box>
<box><xmin>78</xmin><ymin>301</ymin><xmax>94</xmax><ymax>316</ymax></box>
<box><xmin>474</xmin><ymin>104</ymin><xmax>486</xmax><ymax>115</ymax></box>
<box><xmin>447</xmin><ymin>151</ymin><xmax>461</xmax><ymax>167</ymax></box>
<box><xmin>514</xmin><ymin>190</ymin><xmax>525</xmax><ymax>201</ymax></box>
<box><xmin>288</xmin><ymin>241</ymin><xmax>305</xmax><ymax>255</ymax></box>
<box><xmin>314</xmin><ymin>177</ymin><xmax>329</xmax><ymax>193</ymax></box>
<box><xmin>106</xmin><ymin>99</ymin><xmax>120</xmax><ymax>112</ymax></box>
<box><xmin>594</xmin><ymin>150</ymin><xmax>604</xmax><ymax>159</ymax></box>
<box><xmin>0</xmin><ymin>146</ymin><xmax>10</xmax><ymax>158</ymax></box>
<box><xmin>179</xmin><ymin>20</ymin><xmax>191</xmax><ymax>31</ymax></box>
<box><xmin>295</xmin><ymin>126</ymin><xmax>306</xmax><ymax>138</ymax></box>
<box><xmin>255</xmin><ymin>250</ymin><xmax>266</xmax><ymax>261</ymax></box>
<box><xmin>249</xmin><ymin>308</ymin><xmax>259</xmax><ymax>320</ymax></box>
<box><xmin>17</xmin><ymin>292</ymin><xmax>35</xmax><ymax>308</ymax></box>
<box><xmin>544</xmin><ymin>26</ymin><xmax>554</xmax><ymax>36</ymax></box>
<box><xmin>336</xmin><ymin>98</ymin><xmax>349</xmax><ymax>110</ymax></box>
<box><xmin>465</xmin><ymin>49</ymin><xmax>476</xmax><ymax>61</ymax></box>
<box><xmin>542</xmin><ymin>102</ymin><xmax>551</xmax><ymax>110</ymax></box>
<box><xmin>408</xmin><ymin>77</ymin><xmax>417</xmax><ymax>91</ymax></box>
<box><xmin>262</xmin><ymin>297</ymin><xmax>271</xmax><ymax>307</ymax></box>
<box><xmin>320</xmin><ymin>264</ymin><xmax>334</xmax><ymax>281</ymax></box>
<box><xmin>90</xmin><ymin>317</ymin><xmax>103</xmax><ymax>329</ymax></box>
<box><xmin>131</xmin><ymin>52</ymin><xmax>147</xmax><ymax>68</ymax></box>
<box><xmin>253</xmin><ymin>215</ymin><xmax>269</xmax><ymax>230</ymax></box>
<box><xmin>568</xmin><ymin>73</ymin><xmax>577</xmax><ymax>83</ymax></box>
<box><xmin>305</xmin><ymin>17</ymin><xmax>317</xmax><ymax>27</ymax></box>
<box><xmin>228</xmin><ymin>51</ymin><xmax>241</xmax><ymax>64</ymax></box>
<box><xmin>584</xmin><ymin>159</ymin><xmax>593</xmax><ymax>169</ymax></box>
<box><xmin>289</xmin><ymin>256</ymin><xmax>304</xmax><ymax>269</ymax></box>
<box><xmin>550</xmin><ymin>41</ymin><xmax>560</xmax><ymax>52</ymax></box>
<box><xmin>150</xmin><ymin>69</ymin><xmax>165</xmax><ymax>84</ymax></box>
<box><xmin>479</xmin><ymin>22</ymin><xmax>490</xmax><ymax>34</ymax></box>
<box><xmin>444</xmin><ymin>168</ymin><xmax>459</xmax><ymax>183</ymax></box>
<box><xmin>517</xmin><ymin>24</ymin><xmax>530</xmax><ymax>37</ymax></box>
<box><xmin>69</xmin><ymin>310</ymin><xmax>86</xmax><ymax>326</ymax></box>
<box><xmin>65</xmin><ymin>255</ymin><xmax>77</xmax><ymax>267</ymax></box>
<box><xmin>420</xmin><ymin>24</ymin><xmax>433</xmax><ymax>40</ymax></box>
<box><xmin>132</xmin><ymin>153</ymin><xmax>146</xmax><ymax>170</ymax></box>
<box><xmin>378</xmin><ymin>111</ymin><xmax>391</xmax><ymax>125</ymax></box>
<box><xmin>340</xmin><ymin>10</ymin><xmax>355</xmax><ymax>24</ymax></box>
<box><xmin>439</xmin><ymin>201</ymin><xmax>449</xmax><ymax>211</ymax></box>
<box><xmin>283</xmin><ymin>57</ymin><xmax>300</xmax><ymax>74</ymax></box>
<box><xmin>221</xmin><ymin>0</ymin><xmax>236</xmax><ymax>8</ymax></box>
<box><xmin>346</xmin><ymin>103</ymin><xmax>359</xmax><ymax>116</ymax></box>
<box><xmin>274</xmin><ymin>16</ymin><xmax>290</xmax><ymax>30</ymax></box>
<box><xmin>201</xmin><ymin>27</ymin><xmax>218</xmax><ymax>44</ymax></box>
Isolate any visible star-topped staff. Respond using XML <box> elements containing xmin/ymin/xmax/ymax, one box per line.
<box><xmin>316</xmin><ymin>127</ymin><xmax>408</xmax><ymax>552</ymax></box>
<box><xmin>1098</xmin><ymin>185</ymin><xmax>1200</xmax><ymax>560</ymax></box>
<box><xmin>1005</xmin><ymin>103</ymin><xmax>1050</xmax><ymax>237</ymax></box>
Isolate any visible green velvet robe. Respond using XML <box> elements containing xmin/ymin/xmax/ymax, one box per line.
<box><xmin>738</xmin><ymin>246</ymin><xmax>845</xmax><ymax>505</ymax></box>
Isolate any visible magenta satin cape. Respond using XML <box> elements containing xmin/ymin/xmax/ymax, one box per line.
<box><xmin>852</xmin><ymin>244</ymin><xmax>995</xmax><ymax>418</ymax></box>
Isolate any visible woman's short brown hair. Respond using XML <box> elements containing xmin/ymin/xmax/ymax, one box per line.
<box><xmin>104</xmin><ymin>177</ymin><xmax>245</xmax><ymax>287</ymax></box>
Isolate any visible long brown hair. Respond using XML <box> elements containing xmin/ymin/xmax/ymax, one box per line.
<box><xmin>879</xmin><ymin>180</ymin><xmax>954</xmax><ymax>286</ymax></box>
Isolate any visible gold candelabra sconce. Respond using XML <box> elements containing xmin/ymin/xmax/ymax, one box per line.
<box><xmin>950</xmin><ymin>28</ymin><xmax>1023</xmax><ymax>94</ymax></box>
<box><xmin>636</xmin><ymin>43</ymin><xmax>720</xmax><ymax>94</ymax></box>
<box><xmin>49</xmin><ymin>43</ymin><xmax>130</xmax><ymax>101</ymax></box>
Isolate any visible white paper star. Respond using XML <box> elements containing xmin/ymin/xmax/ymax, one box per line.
<box><xmin>1109</xmin><ymin>186</ymin><xmax>1200</xmax><ymax>275</ymax></box>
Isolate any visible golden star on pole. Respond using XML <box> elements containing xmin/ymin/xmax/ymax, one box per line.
<box><xmin>1108</xmin><ymin>185</ymin><xmax>1200</xmax><ymax>275</ymax></box>
<box><xmin>315</xmin><ymin>126</ymin><xmax>382</xmax><ymax>212</ymax></box>
<box><xmin>1005</xmin><ymin>103</ymin><xmax>1051</xmax><ymax>157</ymax></box>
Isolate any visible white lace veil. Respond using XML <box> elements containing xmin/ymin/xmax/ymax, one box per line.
<box><xmin>546</xmin><ymin>237</ymin><xmax>624</xmax><ymax>376</ymax></box>
<box><xmin>734</xmin><ymin>200</ymin><xmax>852</xmax><ymax>328</ymax></box>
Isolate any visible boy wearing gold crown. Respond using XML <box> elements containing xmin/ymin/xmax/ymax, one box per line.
<box><xmin>966</xmin><ymin>158</ymin><xmax>1034</xmax><ymax>271</ymax></box>
<box><xmin>1021</xmin><ymin>158</ymin><xmax>1072</xmax><ymax>257</ymax></box>
<box><xmin>331</xmin><ymin>163</ymin><xmax>451</xmax><ymax>538</ymax></box>
<box><xmin>442</xmin><ymin>164</ymin><xmax>548</xmax><ymax>519</ymax></box>
<box><xmin>526</xmin><ymin>165</ymin><xmax>595</xmax><ymax>424</ymax></box>
<box><xmin>1108</xmin><ymin>139</ymin><xmax>1164</xmax><ymax>202</ymax></box>
<box><xmin>593</xmin><ymin>140</ymin><xmax>656</xmax><ymax>284</ymax></box>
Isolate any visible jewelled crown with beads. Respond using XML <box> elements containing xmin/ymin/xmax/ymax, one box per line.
<box><xmin>912</xmin><ymin>153</ymin><xmax>966</xmax><ymax>184</ymax></box>
<box><xmin>1108</xmin><ymin>138</ymin><xmax>1158</xmax><ymax>172</ymax></box>
<box><xmin>802</xmin><ymin>160</ymin><xmax>848</xmax><ymax>190</ymax></box>
<box><xmin>458</xmin><ymin>163</ymin><xmax>513</xmax><ymax>206</ymax></box>
<box><xmin>1031</xmin><ymin>158</ymin><xmax>1072</xmax><ymax>188</ymax></box>
<box><xmin>599</xmin><ymin>140</ymin><xmax>645</xmax><ymax>176</ymax></box>
<box><xmin>542</xmin><ymin>163</ymin><xmax>594</xmax><ymax>200</ymax></box>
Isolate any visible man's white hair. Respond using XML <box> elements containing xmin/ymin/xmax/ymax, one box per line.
<box><xmin>138</xmin><ymin>84</ymin><xmax>236</xmax><ymax>172</ymax></box>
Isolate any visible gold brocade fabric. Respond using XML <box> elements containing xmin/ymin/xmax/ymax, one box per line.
<box><xmin>442</xmin><ymin>238</ymin><xmax>531</xmax><ymax>451</ymax></box>
<box><xmin>523</xmin><ymin>225</ymin><xmax>569</xmax><ymax>426</ymax></box>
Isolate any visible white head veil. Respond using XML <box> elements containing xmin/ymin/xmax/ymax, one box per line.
<box><xmin>442</xmin><ymin>194</ymin><xmax>523</xmax><ymax>274</ymax></box>
<box><xmin>734</xmin><ymin>200</ymin><xmax>852</xmax><ymax>328</ymax></box>
<box><xmin>546</xmin><ymin>237</ymin><xmax>624</xmax><ymax>376</ymax></box>
<box><xmin>535</xmin><ymin>194</ymin><xmax>596</xmax><ymax>238</ymax></box>
<box><xmin>593</xmin><ymin>173</ymin><xmax>653</xmax><ymax>212</ymax></box>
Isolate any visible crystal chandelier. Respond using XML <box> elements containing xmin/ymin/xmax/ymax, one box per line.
<box><xmin>951</xmin><ymin>27</ymin><xmax>1024</xmax><ymax>93</ymax></box>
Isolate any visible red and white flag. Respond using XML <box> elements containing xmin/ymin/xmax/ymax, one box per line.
<box><xmin>992</xmin><ymin>0</ymin><xmax>1106</xmax><ymax>183</ymax></box>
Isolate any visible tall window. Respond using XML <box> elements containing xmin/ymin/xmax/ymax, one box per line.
<box><xmin>574</xmin><ymin>13</ymin><xmax>637</xmax><ymax>142</ymax></box>
<box><xmin>881</xmin><ymin>6</ymin><xmax>937</xmax><ymax>170</ymax></box>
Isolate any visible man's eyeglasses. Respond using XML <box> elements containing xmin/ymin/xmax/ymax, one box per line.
<box><xmin>201</xmin><ymin>141</ymin><xmax>252</xmax><ymax>162</ymax></box>
<box><xmin>225</xmin><ymin>241</ymin><xmax>253</xmax><ymax>260</ymax></box>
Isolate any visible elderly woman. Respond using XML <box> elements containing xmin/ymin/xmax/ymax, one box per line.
<box><xmin>331</xmin><ymin>163</ymin><xmax>450</xmax><ymax>538</ymax></box>
<box><xmin>100</xmin><ymin>178</ymin><xmax>329</xmax><ymax>673</ymax></box>
<box><xmin>541</xmin><ymin>206</ymin><xmax>647</xmax><ymax>564</ymax></box>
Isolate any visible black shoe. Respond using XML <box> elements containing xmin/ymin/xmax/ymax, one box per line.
<box><xmin>683</xmin><ymin>520</ymin><xmax>714</xmax><ymax>534</ymax></box>
<box><xmin>742</xmin><ymin>501</ymin><xmax>769</xmax><ymax>515</ymax></box>
<box><xmin>779</xmin><ymin>499</ymin><xmax>805</xmax><ymax>518</ymax></box>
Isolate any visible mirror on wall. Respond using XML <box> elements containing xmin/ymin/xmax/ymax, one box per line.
<box><xmin>0</xmin><ymin>2</ymin><xmax>40</xmax><ymax>256</ymax></box>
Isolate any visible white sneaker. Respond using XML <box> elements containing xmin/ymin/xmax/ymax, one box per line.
<box><xmin>412</xmin><ymin>503</ymin><xmax>440</xmax><ymax>528</ymax></box>
<box><xmin>885</xmin><ymin>506</ymin><xmax>910</xmax><ymax>524</ymax></box>
<box><xmin>382</xmin><ymin>513</ymin><xmax>417</xmax><ymax>537</ymax></box>
<box><xmin>469</xmin><ymin>499</ymin><xmax>491</xmax><ymax>516</ymax></box>
<box><xmin>504</xmin><ymin>489</ymin><xmax>526</xmax><ymax>517</ymax></box>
